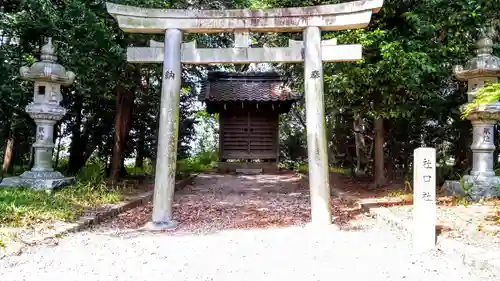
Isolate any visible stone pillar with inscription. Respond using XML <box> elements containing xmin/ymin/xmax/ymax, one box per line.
<box><xmin>147</xmin><ymin>29</ymin><xmax>183</xmax><ymax>230</ymax></box>
<box><xmin>413</xmin><ymin>148</ymin><xmax>436</xmax><ymax>252</ymax></box>
<box><xmin>0</xmin><ymin>38</ymin><xmax>75</xmax><ymax>191</ymax></box>
<box><xmin>304</xmin><ymin>26</ymin><xmax>332</xmax><ymax>226</ymax></box>
<box><xmin>444</xmin><ymin>32</ymin><xmax>500</xmax><ymax>199</ymax></box>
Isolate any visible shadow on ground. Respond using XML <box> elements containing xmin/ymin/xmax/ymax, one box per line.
<box><xmin>329</xmin><ymin>172</ymin><xmax>488</xmax><ymax>209</ymax></box>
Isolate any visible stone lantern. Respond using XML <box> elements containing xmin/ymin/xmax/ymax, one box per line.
<box><xmin>448</xmin><ymin>32</ymin><xmax>500</xmax><ymax>198</ymax></box>
<box><xmin>0</xmin><ymin>38</ymin><xmax>75</xmax><ymax>191</ymax></box>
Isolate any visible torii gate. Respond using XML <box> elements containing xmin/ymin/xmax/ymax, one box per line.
<box><xmin>106</xmin><ymin>0</ymin><xmax>384</xmax><ymax>229</ymax></box>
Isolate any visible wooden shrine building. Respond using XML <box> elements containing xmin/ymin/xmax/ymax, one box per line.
<box><xmin>200</xmin><ymin>72</ymin><xmax>299</xmax><ymax>172</ymax></box>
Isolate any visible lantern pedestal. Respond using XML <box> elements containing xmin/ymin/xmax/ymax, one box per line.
<box><xmin>0</xmin><ymin>172</ymin><xmax>75</xmax><ymax>192</ymax></box>
<box><xmin>444</xmin><ymin>176</ymin><xmax>500</xmax><ymax>199</ymax></box>
<box><xmin>443</xmin><ymin>106</ymin><xmax>500</xmax><ymax>200</ymax></box>
<box><xmin>0</xmin><ymin>103</ymin><xmax>75</xmax><ymax>191</ymax></box>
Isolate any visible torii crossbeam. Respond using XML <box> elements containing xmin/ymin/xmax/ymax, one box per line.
<box><xmin>128</xmin><ymin>37</ymin><xmax>362</xmax><ymax>64</ymax></box>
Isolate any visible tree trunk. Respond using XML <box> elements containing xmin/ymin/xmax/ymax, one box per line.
<box><xmin>52</xmin><ymin>123</ymin><xmax>60</xmax><ymax>169</ymax></box>
<box><xmin>454</xmin><ymin>121</ymin><xmax>471</xmax><ymax>171</ymax></box>
<box><xmin>2</xmin><ymin>137</ymin><xmax>15</xmax><ymax>175</ymax></box>
<box><xmin>495</xmin><ymin>124</ymin><xmax>499</xmax><ymax>169</ymax></box>
<box><xmin>388</xmin><ymin>139</ymin><xmax>398</xmax><ymax>181</ymax></box>
<box><xmin>135</xmin><ymin>130</ymin><xmax>145</xmax><ymax>169</ymax></box>
<box><xmin>109</xmin><ymin>86</ymin><xmax>135</xmax><ymax>182</ymax></box>
<box><xmin>67</xmin><ymin>113</ymin><xmax>104</xmax><ymax>174</ymax></box>
<box><xmin>326</xmin><ymin>110</ymin><xmax>337</xmax><ymax>166</ymax></box>
<box><xmin>28</xmin><ymin>146</ymin><xmax>34</xmax><ymax>170</ymax></box>
<box><xmin>373</xmin><ymin>116</ymin><xmax>386</xmax><ymax>188</ymax></box>
<box><xmin>151</xmin><ymin>102</ymin><xmax>161</xmax><ymax>175</ymax></box>
<box><xmin>353</xmin><ymin>112</ymin><xmax>367</xmax><ymax>175</ymax></box>
<box><xmin>68</xmin><ymin>94</ymin><xmax>84</xmax><ymax>174</ymax></box>
<box><xmin>54</xmin><ymin>133</ymin><xmax>62</xmax><ymax>169</ymax></box>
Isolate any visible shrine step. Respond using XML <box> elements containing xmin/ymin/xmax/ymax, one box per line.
<box><xmin>218</xmin><ymin>162</ymin><xmax>277</xmax><ymax>173</ymax></box>
<box><xmin>235</xmin><ymin>168</ymin><xmax>263</xmax><ymax>175</ymax></box>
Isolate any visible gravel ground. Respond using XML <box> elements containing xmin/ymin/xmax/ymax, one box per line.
<box><xmin>1</xmin><ymin>217</ymin><xmax>497</xmax><ymax>281</ymax></box>
<box><xmin>0</xmin><ymin>174</ymin><xmax>498</xmax><ymax>280</ymax></box>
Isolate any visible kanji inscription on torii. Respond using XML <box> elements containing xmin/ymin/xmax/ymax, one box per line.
<box><xmin>413</xmin><ymin>147</ymin><xmax>436</xmax><ymax>253</ymax></box>
<box><xmin>310</xmin><ymin>70</ymin><xmax>321</xmax><ymax>79</ymax></box>
<box><xmin>164</xmin><ymin>70</ymin><xmax>175</xmax><ymax>80</ymax></box>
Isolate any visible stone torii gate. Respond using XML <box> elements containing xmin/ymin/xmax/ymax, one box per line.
<box><xmin>106</xmin><ymin>0</ymin><xmax>383</xmax><ymax>229</ymax></box>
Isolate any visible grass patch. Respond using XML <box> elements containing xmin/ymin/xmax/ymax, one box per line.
<box><xmin>125</xmin><ymin>160</ymin><xmax>154</xmax><ymax>177</ymax></box>
<box><xmin>387</xmin><ymin>190</ymin><xmax>409</xmax><ymax>197</ymax></box>
<box><xmin>124</xmin><ymin>151</ymin><xmax>218</xmax><ymax>178</ymax></box>
<box><xmin>176</xmin><ymin>151</ymin><xmax>218</xmax><ymax>176</ymax></box>
<box><xmin>294</xmin><ymin>163</ymin><xmax>350</xmax><ymax>176</ymax></box>
<box><xmin>0</xmin><ymin>163</ymin><xmax>122</xmax><ymax>228</ymax></box>
<box><xmin>0</xmin><ymin>151</ymin><xmax>219</xmax><ymax>228</ymax></box>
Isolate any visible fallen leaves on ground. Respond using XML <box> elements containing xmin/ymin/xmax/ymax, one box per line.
<box><xmin>95</xmin><ymin>173</ymin><xmax>364</xmax><ymax>235</ymax></box>
<box><xmin>331</xmin><ymin>172</ymin><xmax>498</xmax><ymax>208</ymax></box>
<box><xmin>328</xmin><ymin>173</ymin><xmax>500</xmax><ymax>241</ymax></box>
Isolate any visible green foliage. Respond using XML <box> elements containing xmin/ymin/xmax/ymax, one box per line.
<box><xmin>75</xmin><ymin>158</ymin><xmax>107</xmax><ymax>184</ymax></box>
<box><xmin>1</xmin><ymin>0</ymin><xmax>500</xmax><ymax>203</ymax></box>
<box><xmin>125</xmin><ymin>160</ymin><xmax>154</xmax><ymax>176</ymax></box>
<box><xmin>1</xmin><ymin>165</ymin><xmax>30</xmax><ymax>178</ymax></box>
<box><xmin>292</xmin><ymin>163</ymin><xmax>350</xmax><ymax>177</ymax></box>
<box><xmin>330</xmin><ymin>167</ymin><xmax>350</xmax><ymax>176</ymax></box>
<box><xmin>1</xmin><ymin>0</ymin><xmax>250</xmax><ymax>176</ymax></box>
<box><xmin>436</xmin><ymin>164</ymin><xmax>463</xmax><ymax>186</ymax></box>
<box><xmin>265</xmin><ymin>0</ymin><xmax>500</xmax><ymax>184</ymax></box>
<box><xmin>176</xmin><ymin>150</ymin><xmax>218</xmax><ymax>176</ymax></box>
<box><xmin>462</xmin><ymin>83</ymin><xmax>500</xmax><ymax>117</ymax></box>
<box><xmin>295</xmin><ymin>163</ymin><xmax>309</xmax><ymax>174</ymax></box>
<box><xmin>459</xmin><ymin>177</ymin><xmax>474</xmax><ymax>204</ymax></box>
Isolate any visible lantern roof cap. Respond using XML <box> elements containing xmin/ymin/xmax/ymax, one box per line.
<box><xmin>454</xmin><ymin>29</ymin><xmax>500</xmax><ymax>81</ymax></box>
<box><xmin>19</xmin><ymin>38</ymin><xmax>75</xmax><ymax>85</ymax></box>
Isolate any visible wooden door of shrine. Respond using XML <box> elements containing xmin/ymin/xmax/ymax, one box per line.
<box><xmin>220</xmin><ymin>107</ymin><xmax>278</xmax><ymax>161</ymax></box>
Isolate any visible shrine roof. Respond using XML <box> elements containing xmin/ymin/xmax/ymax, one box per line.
<box><xmin>200</xmin><ymin>72</ymin><xmax>300</xmax><ymax>102</ymax></box>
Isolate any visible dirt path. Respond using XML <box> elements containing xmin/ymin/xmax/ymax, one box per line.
<box><xmin>92</xmin><ymin>173</ymin><xmax>364</xmax><ymax>235</ymax></box>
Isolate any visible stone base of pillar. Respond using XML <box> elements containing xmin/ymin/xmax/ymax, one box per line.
<box><xmin>304</xmin><ymin>222</ymin><xmax>340</xmax><ymax>232</ymax></box>
<box><xmin>443</xmin><ymin>175</ymin><xmax>500</xmax><ymax>200</ymax></box>
<box><xmin>0</xmin><ymin>171</ymin><xmax>74</xmax><ymax>192</ymax></box>
<box><xmin>142</xmin><ymin>220</ymin><xmax>179</xmax><ymax>231</ymax></box>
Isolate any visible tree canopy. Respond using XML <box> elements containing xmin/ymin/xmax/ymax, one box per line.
<box><xmin>1</xmin><ymin>0</ymin><xmax>500</xmax><ymax>186</ymax></box>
